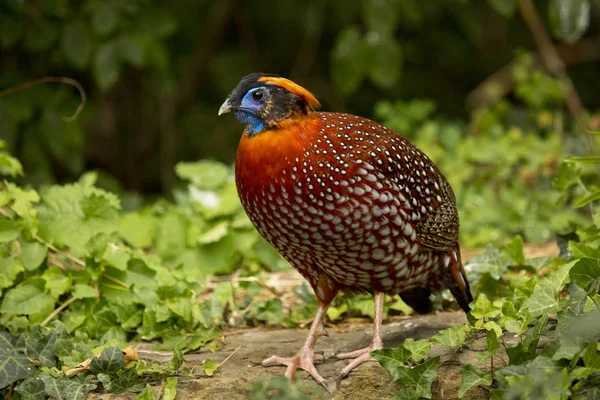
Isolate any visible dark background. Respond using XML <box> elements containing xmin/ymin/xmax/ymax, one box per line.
<box><xmin>1</xmin><ymin>0</ymin><xmax>599</xmax><ymax>194</ymax></box>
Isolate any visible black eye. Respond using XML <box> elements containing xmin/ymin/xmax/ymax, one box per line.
<box><xmin>252</xmin><ymin>90</ymin><xmax>264</xmax><ymax>102</ymax></box>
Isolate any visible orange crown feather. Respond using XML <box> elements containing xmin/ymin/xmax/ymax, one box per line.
<box><xmin>259</xmin><ymin>77</ymin><xmax>321</xmax><ymax>110</ymax></box>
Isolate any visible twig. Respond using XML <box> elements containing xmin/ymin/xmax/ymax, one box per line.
<box><xmin>40</xmin><ymin>296</ymin><xmax>77</xmax><ymax>327</ymax></box>
<box><xmin>103</xmin><ymin>274</ymin><xmax>130</xmax><ymax>289</ymax></box>
<box><xmin>34</xmin><ymin>235</ymin><xmax>86</xmax><ymax>268</ymax></box>
<box><xmin>466</xmin><ymin>36</ymin><xmax>600</xmax><ymax>110</ymax></box>
<box><xmin>519</xmin><ymin>0</ymin><xmax>590</xmax><ymax>137</ymax></box>
<box><xmin>0</xmin><ymin>77</ymin><xmax>86</xmax><ymax>122</ymax></box>
<box><xmin>217</xmin><ymin>343</ymin><xmax>241</xmax><ymax>370</ymax></box>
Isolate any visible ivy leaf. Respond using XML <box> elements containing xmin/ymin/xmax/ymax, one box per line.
<box><xmin>432</xmin><ymin>325</ymin><xmax>467</xmax><ymax>349</ymax></box>
<box><xmin>458</xmin><ymin>365</ymin><xmax>492</xmax><ymax>398</ymax></box>
<box><xmin>391</xmin><ymin>387</ymin><xmax>419</xmax><ymax>400</ymax></box>
<box><xmin>15</xmin><ymin>377</ymin><xmax>46</xmax><ymax>400</ymax></box>
<box><xmin>394</xmin><ymin>356</ymin><xmax>439</xmax><ymax>399</ymax></box>
<box><xmin>470</xmin><ymin>294</ymin><xmax>501</xmax><ymax>319</ymax></box>
<box><xmin>520</xmin><ymin>262</ymin><xmax>573</xmax><ymax>317</ymax></box>
<box><xmin>569</xmin><ymin>257</ymin><xmax>600</xmax><ymax>293</ymax></box>
<box><xmin>41</xmin><ymin>374</ymin><xmax>97</xmax><ymax>400</ymax></box>
<box><xmin>402</xmin><ymin>338</ymin><xmax>432</xmax><ymax>362</ymax></box>
<box><xmin>372</xmin><ymin>346</ymin><xmax>412</xmax><ymax>378</ymax></box>
<box><xmin>486</xmin><ymin>329</ymin><xmax>502</xmax><ymax>357</ymax></box>
<box><xmin>466</xmin><ymin>245</ymin><xmax>513</xmax><ymax>280</ymax></box>
<box><xmin>0</xmin><ymin>331</ymin><xmax>34</xmax><ymax>389</ymax></box>
<box><xmin>89</xmin><ymin>346</ymin><xmax>125</xmax><ymax>376</ymax></box>
<box><xmin>104</xmin><ymin>367</ymin><xmax>144</xmax><ymax>394</ymax></box>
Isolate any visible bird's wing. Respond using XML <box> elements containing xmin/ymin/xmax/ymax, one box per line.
<box><xmin>415</xmin><ymin>177</ymin><xmax>459</xmax><ymax>252</ymax></box>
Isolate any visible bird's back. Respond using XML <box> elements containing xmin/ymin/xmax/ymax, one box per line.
<box><xmin>236</xmin><ymin>111</ymin><xmax>466</xmax><ymax>298</ymax></box>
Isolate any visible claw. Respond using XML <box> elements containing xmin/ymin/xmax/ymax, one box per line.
<box><xmin>262</xmin><ymin>352</ymin><xmax>326</xmax><ymax>385</ymax></box>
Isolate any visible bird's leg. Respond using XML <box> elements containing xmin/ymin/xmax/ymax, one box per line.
<box><xmin>262</xmin><ymin>274</ymin><xmax>339</xmax><ymax>387</ymax></box>
<box><xmin>336</xmin><ymin>291</ymin><xmax>385</xmax><ymax>381</ymax></box>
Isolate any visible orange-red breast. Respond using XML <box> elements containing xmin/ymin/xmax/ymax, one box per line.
<box><xmin>219</xmin><ymin>73</ymin><xmax>472</xmax><ymax>387</ymax></box>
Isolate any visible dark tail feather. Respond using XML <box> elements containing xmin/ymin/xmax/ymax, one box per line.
<box><xmin>400</xmin><ymin>288</ymin><xmax>433</xmax><ymax>314</ymax></box>
<box><xmin>446</xmin><ymin>246</ymin><xmax>473</xmax><ymax>313</ymax></box>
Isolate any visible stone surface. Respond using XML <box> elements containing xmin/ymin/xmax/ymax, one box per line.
<box><xmin>92</xmin><ymin>311</ymin><xmax>502</xmax><ymax>399</ymax></box>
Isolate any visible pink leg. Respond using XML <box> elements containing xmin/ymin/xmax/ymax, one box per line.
<box><xmin>336</xmin><ymin>291</ymin><xmax>385</xmax><ymax>382</ymax></box>
<box><xmin>262</xmin><ymin>301</ymin><xmax>330</xmax><ymax>387</ymax></box>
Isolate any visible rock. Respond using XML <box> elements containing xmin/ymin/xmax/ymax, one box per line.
<box><xmin>92</xmin><ymin>311</ymin><xmax>496</xmax><ymax>399</ymax></box>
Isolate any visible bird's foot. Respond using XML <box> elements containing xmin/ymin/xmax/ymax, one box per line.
<box><xmin>335</xmin><ymin>342</ymin><xmax>383</xmax><ymax>385</ymax></box>
<box><xmin>262</xmin><ymin>350</ymin><xmax>327</xmax><ymax>389</ymax></box>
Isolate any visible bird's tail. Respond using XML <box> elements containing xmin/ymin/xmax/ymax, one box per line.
<box><xmin>445</xmin><ymin>245</ymin><xmax>473</xmax><ymax>313</ymax></box>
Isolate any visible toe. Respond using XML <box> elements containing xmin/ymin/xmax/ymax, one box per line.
<box><xmin>336</xmin><ymin>346</ymin><xmax>369</xmax><ymax>359</ymax></box>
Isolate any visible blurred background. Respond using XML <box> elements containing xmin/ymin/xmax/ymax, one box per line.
<box><xmin>1</xmin><ymin>0</ymin><xmax>600</xmax><ymax>249</ymax></box>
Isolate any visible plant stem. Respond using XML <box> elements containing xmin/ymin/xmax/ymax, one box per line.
<box><xmin>40</xmin><ymin>296</ymin><xmax>77</xmax><ymax>327</ymax></box>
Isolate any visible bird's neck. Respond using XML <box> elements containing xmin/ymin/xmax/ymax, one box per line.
<box><xmin>235</xmin><ymin>113</ymin><xmax>321</xmax><ymax>189</ymax></box>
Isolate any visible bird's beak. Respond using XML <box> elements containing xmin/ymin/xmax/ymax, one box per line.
<box><xmin>218</xmin><ymin>98</ymin><xmax>232</xmax><ymax>115</ymax></box>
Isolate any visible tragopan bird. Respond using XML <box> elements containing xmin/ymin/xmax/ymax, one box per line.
<box><xmin>219</xmin><ymin>73</ymin><xmax>472</xmax><ymax>385</ymax></box>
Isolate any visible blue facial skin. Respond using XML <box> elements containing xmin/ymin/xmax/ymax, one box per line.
<box><xmin>235</xmin><ymin>87</ymin><xmax>267</xmax><ymax>135</ymax></box>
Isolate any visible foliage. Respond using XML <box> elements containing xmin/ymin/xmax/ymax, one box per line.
<box><xmin>373</xmin><ymin>152</ymin><xmax>600</xmax><ymax>399</ymax></box>
<box><xmin>1</xmin><ymin>0</ymin><xmax>599</xmax><ymax>192</ymax></box>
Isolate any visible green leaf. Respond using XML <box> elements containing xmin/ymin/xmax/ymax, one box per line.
<box><xmin>15</xmin><ymin>377</ymin><xmax>46</xmax><ymax>400</ymax></box>
<box><xmin>103</xmin><ymin>367</ymin><xmax>144</xmax><ymax>394</ymax></box>
<box><xmin>91</xmin><ymin>3</ymin><xmax>119</xmax><ymax>36</ymax></box>
<box><xmin>42</xmin><ymin>266</ymin><xmax>71</xmax><ymax>299</ymax></box>
<box><xmin>0</xmin><ymin>153</ymin><xmax>24</xmax><ymax>177</ymax></box>
<box><xmin>119</xmin><ymin>212</ymin><xmax>156</xmax><ymax>248</ymax></box>
<box><xmin>42</xmin><ymin>374</ymin><xmax>96</xmax><ymax>400</ymax></box>
<box><xmin>549</xmin><ymin>0</ymin><xmax>591</xmax><ymax>44</ymax></box>
<box><xmin>394</xmin><ymin>356</ymin><xmax>439</xmax><ymax>398</ymax></box>
<box><xmin>135</xmin><ymin>384</ymin><xmax>156</xmax><ymax>400</ymax></box>
<box><xmin>1</xmin><ymin>278</ymin><xmax>55</xmax><ymax>315</ymax></box>
<box><xmin>89</xmin><ymin>346</ymin><xmax>125</xmax><ymax>376</ymax></box>
<box><xmin>366</xmin><ymin>35</ymin><xmax>402</xmax><ymax>89</ymax></box>
<box><xmin>364</xmin><ymin>0</ymin><xmax>400</xmax><ymax>35</ymax></box>
<box><xmin>520</xmin><ymin>262</ymin><xmax>572</xmax><ymax>317</ymax></box>
<box><xmin>0</xmin><ymin>331</ymin><xmax>34</xmax><ymax>389</ymax></box>
<box><xmin>432</xmin><ymin>325</ymin><xmax>467</xmax><ymax>349</ymax></box>
<box><xmin>391</xmin><ymin>387</ymin><xmax>419</xmax><ymax>400</ymax></box>
<box><xmin>402</xmin><ymin>338</ymin><xmax>433</xmax><ymax>362</ymax></box>
<box><xmin>564</xmin><ymin>155</ymin><xmax>600</xmax><ymax>164</ymax></box>
<box><xmin>574</xmin><ymin>188</ymin><xmax>600</xmax><ymax>208</ymax></box>
<box><xmin>372</xmin><ymin>346</ymin><xmax>412</xmax><ymax>377</ymax></box>
<box><xmin>62</xmin><ymin>20</ymin><xmax>91</xmax><ymax>69</ymax></box>
<box><xmin>470</xmin><ymin>294</ymin><xmax>501</xmax><ymax>319</ymax></box>
<box><xmin>202</xmin><ymin>359</ymin><xmax>220</xmax><ymax>376</ymax></box>
<box><xmin>504</xmin><ymin>235</ymin><xmax>525</xmax><ymax>265</ymax></box>
<box><xmin>331</xmin><ymin>26</ymin><xmax>368</xmax><ymax>95</ymax></box>
<box><xmin>0</xmin><ymin>219</ymin><xmax>20</xmax><ymax>242</ymax></box>
<box><xmin>73</xmin><ymin>283</ymin><xmax>97</xmax><ymax>299</ymax></box>
<box><xmin>458</xmin><ymin>365</ymin><xmax>492</xmax><ymax>398</ymax></box>
<box><xmin>38</xmin><ymin>183</ymin><xmax>120</xmax><ymax>256</ymax></box>
<box><xmin>487</xmin><ymin>0</ymin><xmax>518</xmax><ymax>17</ymax></box>
<box><xmin>175</xmin><ymin>160</ymin><xmax>230</xmax><ymax>190</ymax></box>
<box><xmin>466</xmin><ymin>245</ymin><xmax>513</xmax><ymax>280</ymax></box>
<box><xmin>582</xmin><ymin>342</ymin><xmax>600</xmax><ymax>369</ymax></box>
<box><xmin>569</xmin><ymin>257</ymin><xmax>600</xmax><ymax>292</ymax></box>
<box><xmin>0</xmin><ymin>256</ymin><xmax>25</xmax><ymax>291</ymax></box>
<box><xmin>94</xmin><ymin>42</ymin><xmax>121</xmax><ymax>91</ymax></box>
<box><xmin>20</xmin><ymin>241</ymin><xmax>48</xmax><ymax>271</ymax></box>
<box><xmin>164</xmin><ymin>376</ymin><xmax>177</xmax><ymax>400</ymax></box>
<box><xmin>486</xmin><ymin>329</ymin><xmax>502</xmax><ymax>357</ymax></box>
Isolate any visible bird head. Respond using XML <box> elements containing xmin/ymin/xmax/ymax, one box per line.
<box><xmin>218</xmin><ymin>73</ymin><xmax>320</xmax><ymax>136</ymax></box>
